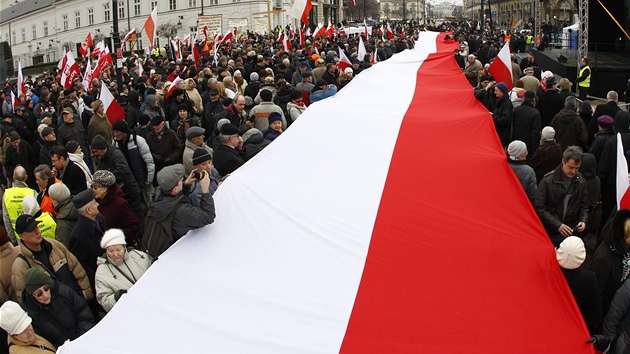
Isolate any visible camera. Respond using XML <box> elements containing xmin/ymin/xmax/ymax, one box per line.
<box><xmin>193</xmin><ymin>170</ymin><xmax>204</xmax><ymax>180</ymax></box>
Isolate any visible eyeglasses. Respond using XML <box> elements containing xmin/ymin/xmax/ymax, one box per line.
<box><xmin>33</xmin><ymin>285</ymin><xmax>50</xmax><ymax>298</ymax></box>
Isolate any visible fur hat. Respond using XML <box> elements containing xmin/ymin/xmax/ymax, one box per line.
<box><xmin>556</xmin><ymin>236</ymin><xmax>586</xmax><ymax>269</ymax></box>
<box><xmin>507</xmin><ymin>140</ymin><xmax>527</xmax><ymax>158</ymax></box>
<box><xmin>220</xmin><ymin>123</ymin><xmax>240</xmax><ymax>136</ymax></box>
<box><xmin>157</xmin><ymin>164</ymin><xmax>185</xmax><ymax>191</ymax></box>
<box><xmin>0</xmin><ymin>301</ymin><xmax>32</xmax><ymax>335</ymax></box>
<box><xmin>101</xmin><ymin>228</ymin><xmax>126</xmax><ymax>249</ymax></box>
<box><xmin>23</xmin><ymin>268</ymin><xmax>54</xmax><ymax>295</ymax></box>
<box><xmin>92</xmin><ymin>170</ymin><xmax>116</xmax><ymax>188</ymax></box>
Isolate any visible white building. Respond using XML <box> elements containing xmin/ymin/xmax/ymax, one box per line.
<box><xmin>0</xmin><ymin>0</ymin><xmax>343</xmax><ymax>68</ymax></box>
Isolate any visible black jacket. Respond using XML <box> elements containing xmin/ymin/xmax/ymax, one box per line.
<box><xmin>213</xmin><ymin>144</ymin><xmax>245</xmax><ymax>176</ymax></box>
<box><xmin>512</xmin><ymin>101</ymin><xmax>541</xmax><ymax>154</ymax></box>
<box><xmin>537</xmin><ymin>89</ymin><xmax>564</xmax><ymax>128</ymax></box>
<box><xmin>561</xmin><ymin>267</ymin><xmax>601</xmax><ymax>334</ymax></box>
<box><xmin>61</xmin><ymin>160</ymin><xmax>88</xmax><ymax>196</ymax></box>
<box><xmin>94</xmin><ymin>146</ymin><xmax>141</xmax><ymax>198</ymax></box>
<box><xmin>69</xmin><ymin>214</ymin><xmax>107</xmax><ymax>288</ymax></box>
<box><xmin>492</xmin><ymin>95</ymin><xmax>514</xmax><ymax>147</ymax></box>
<box><xmin>550</xmin><ymin>108</ymin><xmax>588</xmax><ymax>151</ymax></box>
<box><xmin>126</xmin><ymin>90</ymin><xmax>143</xmax><ymax>128</ymax></box>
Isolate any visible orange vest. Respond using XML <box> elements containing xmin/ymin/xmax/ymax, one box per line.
<box><xmin>40</xmin><ymin>178</ymin><xmax>61</xmax><ymax>216</ymax></box>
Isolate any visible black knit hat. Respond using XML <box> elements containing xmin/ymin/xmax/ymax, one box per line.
<box><xmin>192</xmin><ymin>149</ymin><xmax>212</xmax><ymax>165</ymax></box>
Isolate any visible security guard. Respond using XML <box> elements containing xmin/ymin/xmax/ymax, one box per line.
<box><xmin>526</xmin><ymin>34</ymin><xmax>534</xmax><ymax>51</ymax></box>
<box><xmin>2</xmin><ymin>166</ymin><xmax>37</xmax><ymax>243</ymax></box>
<box><xmin>576</xmin><ymin>57</ymin><xmax>591</xmax><ymax>101</ymax></box>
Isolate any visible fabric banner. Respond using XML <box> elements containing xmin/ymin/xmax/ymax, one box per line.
<box><xmin>58</xmin><ymin>31</ymin><xmax>592</xmax><ymax>354</ymax></box>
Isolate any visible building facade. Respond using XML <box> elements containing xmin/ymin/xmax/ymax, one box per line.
<box><xmin>463</xmin><ymin>0</ymin><xmax>574</xmax><ymax>28</ymax></box>
<box><xmin>0</xmin><ymin>0</ymin><xmax>343</xmax><ymax>68</ymax></box>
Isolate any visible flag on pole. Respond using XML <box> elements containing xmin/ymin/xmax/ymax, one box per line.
<box><xmin>487</xmin><ymin>41</ymin><xmax>514</xmax><ymax>91</ymax></box>
<box><xmin>144</xmin><ymin>6</ymin><xmax>158</xmax><ymax>49</ymax></box>
<box><xmin>220</xmin><ymin>29</ymin><xmax>234</xmax><ymax>45</ymax></box>
<box><xmin>10</xmin><ymin>91</ymin><xmax>18</xmax><ymax>113</ymax></box>
<box><xmin>386</xmin><ymin>22</ymin><xmax>394</xmax><ymax>39</ymax></box>
<box><xmin>170</xmin><ymin>39</ymin><xmax>182</xmax><ymax>60</ymax></box>
<box><xmin>137</xmin><ymin>60</ymin><xmax>146</xmax><ymax>77</ymax></box>
<box><xmin>82</xmin><ymin>58</ymin><xmax>93</xmax><ymax>92</ymax></box>
<box><xmin>57</xmin><ymin>48</ymin><xmax>67</xmax><ymax>71</ymax></box>
<box><xmin>122</xmin><ymin>28</ymin><xmax>137</xmax><ymax>45</ymax></box>
<box><xmin>166</xmin><ymin>76</ymin><xmax>184</xmax><ymax>99</ymax></box>
<box><xmin>617</xmin><ymin>133</ymin><xmax>630</xmax><ymax>210</ymax></box>
<box><xmin>282</xmin><ymin>33</ymin><xmax>292</xmax><ymax>53</ymax></box>
<box><xmin>325</xmin><ymin>20</ymin><xmax>335</xmax><ymax>38</ymax></box>
<box><xmin>313</xmin><ymin>23</ymin><xmax>325</xmax><ymax>38</ymax></box>
<box><xmin>203</xmin><ymin>25</ymin><xmax>209</xmax><ymax>41</ymax></box>
<box><xmin>364</xmin><ymin>19</ymin><xmax>369</xmax><ymax>40</ymax></box>
<box><xmin>79</xmin><ymin>33</ymin><xmax>93</xmax><ymax>57</ymax></box>
<box><xmin>288</xmin><ymin>0</ymin><xmax>312</xmax><ymax>25</ymax></box>
<box><xmin>92</xmin><ymin>41</ymin><xmax>105</xmax><ymax>58</ymax></box>
<box><xmin>60</xmin><ymin>51</ymin><xmax>81</xmax><ymax>89</ymax></box>
<box><xmin>337</xmin><ymin>48</ymin><xmax>352</xmax><ymax>72</ymax></box>
<box><xmin>16</xmin><ymin>61</ymin><xmax>25</xmax><ymax>100</ymax></box>
<box><xmin>371</xmin><ymin>46</ymin><xmax>378</xmax><ymax>64</ymax></box>
<box><xmin>100</xmin><ymin>83</ymin><xmax>126</xmax><ymax>125</ymax></box>
<box><xmin>357</xmin><ymin>36</ymin><xmax>367</xmax><ymax>61</ymax></box>
<box><xmin>182</xmin><ymin>34</ymin><xmax>191</xmax><ymax>46</ymax></box>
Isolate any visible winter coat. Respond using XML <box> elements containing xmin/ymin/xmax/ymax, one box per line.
<box><xmin>593</xmin><ymin>210</ymin><xmax>630</xmax><ymax>331</ymax></box>
<box><xmin>213</xmin><ymin>144</ymin><xmax>245</xmax><ymax>176</ymax></box>
<box><xmin>249</xmin><ymin>102</ymin><xmax>287</xmax><ymax>132</ymax></box>
<box><xmin>603</xmin><ymin>277</ymin><xmax>630</xmax><ymax>341</ymax></box>
<box><xmin>183</xmin><ymin>140</ymin><xmax>213</xmax><ymax>175</ymax></box>
<box><xmin>185</xmin><ymin>79</ymin><xmax>203</xmax><ymax>114</ymax></box>
<box><xmin>243</xmin><ymin>130</ymin><xmax>271</xmax><ymax>162</ymax></box>
<box><xmin>310</xmin><ymin>85</ymin><xmax>337</xmax><ymax>104</ymax></box>
<box><xmin>5</xmin><ymin>141</ymin><xmax>35</xmax><ymax>188</ymax></box>
<box><xmin>87</xmin><ymin>112</ymin><xmax>113</xmax><ymax>146</ymax></box>
<box><xmin>148</xmin><ymin>187</ymin><xmax>215</xmax><ymax>240</ymax></box>
<box><xmin>67</xmin><ymin>152</ymin><xmax>92</xmax><ymax>187</ymax></box>
<box><xmin>511</xmin><ymin>101</ymin><xmax>541</xmax><ymax>155</ymax></box>
<box><xmin>0</xmin><ymin>241</ymin><xmax>20</xmax><ymax>303</ymax></box>
<box><xmin>263</xmin><ymin>128</ymin><xmax>281</xmax><ymax>141</ymax></box>
<box><xmin>142</xmin><ymin>95</ymin><xmax>165</xmax><ymax>121</ymax></box>
<box><xmin>562</xmin><ymin>267</ymin><xmax>601</xmax><ymax>334</ymax></box>
<box><xmin>69</xmin><ymin>214</ymin><xmax>107</xmax><ymax>289</ymax></box>
<box><xmin>95</xmin><ymin>248</ymin><xmax>152</xmax><ymax>312</ymax></box>
<box><xmin>126</xmin><ymin>90</ymin><xmax>143</xmax><ymax>128</ymax></box>
<box><xmin>507</xmin><ymin>158</ymin><xmax>537</xmax><ymax>202</ymax></box>
<box><xmin>61</xmin><ymin>160</ymin><xmax>88</xmax><ymax>196</ymax></box>
<box><xmin>202</xmin><ymin>99</ymin><xmax>225</xmax><ymax>136</ymax></box>
<box><xmin>56</xmin><ymin>121</ymin><xmax>88</xmax><ymax>159</ymax></box>
<box><xmin>533</xmin><ymin>164</ymin><xmax>589</xmax><ymax>245</ymax></box>
<box><xmin>598</xmin><ymin>112</ymin><xmax>630</xmax><ymax>220</ymax></box>
<box><xmin>11</xmin><ymin>238</ymin><xmax>93</xmax><ymax>303</ymax></box>
<box><xmin>145</xmin><ymin>128</ymin><xmax>183</xmax><ymax>170</ymax></box>
<box><xmin>53</xmin><ymin>197</ymin><xmax>78</xmax><ymax>248</ymax></box>
<box><xmin>464</xmin><ymin>59</ymin><xmax>483</xmax><ymax>87</ymax></box>
<box><xmin>93</xmin><ymin>146</ymin><xmax>141</xmax><ymax>198</ymax></box>
<box><xmin>287</xmin><ymin>102</ymin><xmax>306</xmax><ymax>122</ymax></box>
<box><xmin>21</xmin><ymin>281</ymin><xmax>94</xmax><ymax>348</ymax></box>
<box><xmin>537</xmin><ymin>89</ymin><xmax>564</xmax><ymax>128</ymax></box>
<box><xmin>492</xmin><ymin>95</ymin><xmax>514</xmax><ymax>147</ymax></box>
<box><xmin>590</xmin><ymin>127</ymin><xmax>615</xmax><ymax>163</ymax></box>
<box><xmin>529</xmin><ymin>141</ymin><xmax>563</xmax><ymax>183</ymax></box>
<box><xmin>97</xmin><ymin>183</ymin><xmax>139</xmax><ymax>244</ymax></box>
<box><xmin>550</xmin><ymin>108</ymin><xmax>588</xmax><ymax>151</ymax></box>
<box><xmin>114</xmin><ymin>133</ymin><xmax>155</xmax><ymax>186</ymax></box>
<box><xmin>6</xmin><ymin>333</ymin><xmax>56</xmax><ymax>353</ymax></box>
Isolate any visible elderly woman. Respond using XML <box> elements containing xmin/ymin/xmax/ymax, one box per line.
<box><xmin>0</xmin><ymin>301</ymin><xmax>56</xmax><ymax>353</ymax></box>
<box><xmin>48</xmin><ymin>183</ymin><xmax>78</xmax><ymax>248</ymax></box>
<box><xmin>91</xmin><ymin>170</ymin><xmax>140</xmax><ymax>246</ymax></box>
<box><xmin>95</xmin><ymin>228</ymin><xmax>152</xmax><ymax>312</ymax></box>
<box><xmin>20</xmin><ymin>268</ymin><xmax>94</xmax><ymax>348</ymax></box>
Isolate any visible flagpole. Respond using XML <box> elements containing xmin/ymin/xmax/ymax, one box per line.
<box><xmin>112</xmin><ymin>0</ymin><xmax>124</xmax><ymax>93</ymax></box>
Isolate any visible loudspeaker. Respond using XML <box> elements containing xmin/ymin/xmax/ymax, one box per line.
<box><xmin>557</xmin><ymin>54</ymin><xmax>568</xmax><ymax>63</ymax></box>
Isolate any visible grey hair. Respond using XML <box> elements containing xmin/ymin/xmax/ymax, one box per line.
<box><xmin>219</xmin><ymin>134</ymin><xmax>231</xmax><ymax>143</ymax></box>
<box><xmin>563</xmin><ymin>145</ymin><xmax>584</xmax><ymax>163</ymax></box>
<box><xmin>564</xmin><ymin>96</ymin><xmax>578</xmax><ymax>110</ymax></box>
<box><xmin>607</xmin><ymin>91</ymin><xmax>618</xmax><ymax>101</ymax></box>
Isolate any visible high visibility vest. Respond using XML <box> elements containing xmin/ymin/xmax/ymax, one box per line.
<box><xmin>535</xmin><ymin>35</ymin><xmax>541</xmax><ymax>45</ymax></box>
<box><xmin>35</xmin><ymin>212</ymin><xmax>57</xmax><ymax>240</ymax></box>
<box><xmin>579</xmin><ymin>65</ymin><xmax>591</xmax><ymax>87</ymax></box>
<box><xmin>526</xmin><ymin>35</ymin><xmax>534</xmax><ymax>44</ymax></box>
<box><xmin>4</xmin><ymin>186</ymin><xmax>36</xmax><ymax>234</ymax></box>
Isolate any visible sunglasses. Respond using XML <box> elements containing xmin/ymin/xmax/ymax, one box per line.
<box><xmin>33</xmin><ymin>285</ymin><xmax>50</xmax><ymax>298</ymax></box>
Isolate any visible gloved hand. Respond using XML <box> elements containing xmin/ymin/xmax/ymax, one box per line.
<box><xmin>587</xmin><ymin>335</ymin><xmax>610</xmax><ymax>351</ymax></box>
<box><xmin>114</xmin><ymin>289</ymin><xmax>128</xmax><ymax>301</ymax></box>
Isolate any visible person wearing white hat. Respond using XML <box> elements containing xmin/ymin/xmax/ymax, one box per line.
<box><xmin>506</xmin><ymin>140</ymin><xmax>537</xmax><ymax>202</ymax></box>
<box><xmin>95</xmin><ymin>228</ymin><xmax>152</xmax><ymax>312</ymax></box>
<box><xmin>556</xmin><ymin>236</ymin><xmax>600</xmax><ymax>333</ymax></box>
<box><xmin>0</xmin><ymin>300</ymin><xmax>56</xmax><ymax>352</ymax></box>
<box><xmin>528</xmin><ymin>126</ymin><xmax>563</xmax><ymax>184</ymax></box>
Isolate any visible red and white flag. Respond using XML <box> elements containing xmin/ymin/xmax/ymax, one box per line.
<box><xmin>313</xmin><ymin>23</ymin><xmax>325</xmax><ymax>38</ymax></box>
<box><xmin>220</xmin><ymin>29</ymin><xmax>234</xmax><ymax>45</ymax></box>
<box><xmin>79</xmin><ymin>33</ymin><xmax>93</xmax><ymax>57</ymax></box>
<box><xmin>58</xmin><ymin>31</ymin><xmax>593</xmax><ymax>354</ymax></box>
<box><xmin>617</xmin><ymin>133</ymin><xmax>630</xmax><ymax>210</ymax></box>
<box><xmin>182</xmin><ymin>34</ymin><xmax>191</xmax><ymax>46</ymax></box>
<box><xmin>57</xmin><ymin>48</ymin><xmax>67</xmax><ymax>70</ymax></box>
<box><xmin>386</xmin><ymin>22</ymin><xmax>394</xmax><ymax>39</ymax></box>
<box><xmin>299</xmin><ymin>25</ymin><xmax>306</xmax><ymax>48</ymax></box>
<box><xmin>325</xmin><ymin>20</ymin><xmax>335</xmax><ymax>38</ymax></box>
<box><xmin>282</xmin><ymin>33</ymin><xmax>292</xmax><ymax>52</ymax></box>
<box><xmin>350</xmin><ymin>0</ymin><xmax>355</xmax><ymax>5</ymax></box>
<box><xmin>60</xmin><ymin>51</ymin><xmax>81</xmax><ymax>89</ymax></box>
<box><xmin>122</xmin><ymin>28</ymin><xmax>137</xmax><ymax>45</ymax></box>
<box><xmin>357</xmin><ymin>36</ymin><xmax>367</xmax><ymax>61</ymax></box>
<box><xmin>203</xmin><ymin>25</ymin><xmax>209</xmax><ymax>41</ymax></box>
<box><xmin>82</xmin><ymin>58</ymin><xmax>93</xmax><ymax>92</ymax></box>
<box><xmin>10</xmin><ymin>91</ymin><xmax>18</xmax><ymax>112</ymax></box>
<box><xmin>488</xmin><ymin>41</ymin><xmax>514</xmax><ymax>91</ymax></box>
<box><xmin>16</xmin><ymin>61</ymin><xmax>25</xmax><ymax>100</ymax></box>
<box><xmin>92</xmin><ymin>41</ymin><xmax>105</xmax><ymax>58</ymax></box>
<box><xmin>165</xmin><ymin>76</ymin><xmax>184</xmax><ymax>99</ymax></box>
<box><xmin>371</xmin><ymin>47</ymin><xmax>378</xmax><ymax>64</ymax></box>
<box><xmin>363</xmin><ymin>19</ymin><xmax>369</xmax><ymax>40</ymax></box>
<box><xmin>337</xmin><ymin>47</ymin><xmax>352</xmax><ymax>72</ymax></box>
<box><xmin>400</xmin><ymin>27</ymin><xmax>405</xmax><ymax>38</ymax></box>
<box><xmin>144</xmin><ymin>6</ymin><xmax>158</xmax><ymax>49</ymax></box>
<box><xmin>137</xmin><ymin>60</ymin><xmax>146</xmax><ymax>77</ymax></box>
<box><xmin>99</xmin><ymin>83</ymin><xmax>126</xmax><ymax>125</ymax></box>
<box><xmin>288</xmin><ymin>0</ymin><xmax>312</xmax><ymax>25</ymax></box>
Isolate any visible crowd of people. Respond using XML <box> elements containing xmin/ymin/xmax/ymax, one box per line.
<box><xmin>0</xmin><ymin>19</ymin><xmax>629</xmax><ymax>352</ymax></box>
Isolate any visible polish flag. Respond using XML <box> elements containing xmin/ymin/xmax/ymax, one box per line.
<box><xmin>122</xmin><ymin>28</ymin><xmax>137</xmax><ymax>45</ymax></box>
<box><xmin>165</xmin><ymin>76</ymin><xmax>183</xmax><ymax>99</ymax></box>
<box><xmin>57</xmin><ymin>48</ymin><xmax>67</xmax><ymax>70</ymax></box>
<box><xmin>137</xmin><ymin>60</ymin><xmax>146</xmax><ymax>77</ymax></box>
<box><xmin>79</xmin><ymin>33</ymin><xmax>93</xmax><ymax>57</ymax></box>
<box><xmin>288</xmin><ymin>0</ymin><xmax>312</xmax><ymax>25</ymax></box>
<box><xmin>144</xmin><ymin>6</ymin><xmax>158</xmax><ymax>49</ymax></box>
<box><xmin>487</xmin><ymin>41</ymin><xmax>513</xmax><ymax>91</ymax></box>
<box><xmin>192</xmin><ymin>34</ymin><xmax>201</xmax><ymax>69</ymax></box>
<box><xmin>99</xmin><ymin>83</ymin><xmax>126</xmax><ymax>125</ymax></box>
<box><xmin>357</xmin><ymin>36</ymin><xmax>367</xmax><ymax>61</ymax></box>
<box><xmin>277</xmin><ymin>31</ymin><xmax>284</xmax><ymax>43</ymax></box>
<box><xmin>350</xmin><ymin>0</ymin><xmax>355</xmax><ymax>4</ymax></box>
<box><xmin>363</xmin><ymin>19</ymin><xmax>369</xmax><ymax>40</ymax></box>
<box><xmin>371</xmin><ymin>46</ymin><xmax>378</xmax><ymax>64</ymax></box>
<box><xmin>313</xmin><ymin>23</ymin><xmax>325</xmax><ymax>38</ymax></box>
<box><xmin>10</xmin><ymin>91</ymin><xmax>18</xmax><ymax>112</ymax></box>
<box><xmin>377</xmin><ymin>26</ymin><xmax>382</xmax><ymax>37</ymax></box>
<box><xmin>203</xmin><ymin>25</ymin><xmax>208</xmax><ymax>41</ymax></box>
<box><xmin>617</xmin><ymin>133</ymin><xmax>630</xmax><ymax>210</ymax></box>
<box><xmin>60</xmin><ymin>51</ymin><xmax>81</xmax><ymax>89</ymax></box>
<box><xmin>386</xmin><ymin>22</ymin><xmax>394</xmax><ymax>39</ymax></box>
<box><xmin>325</xmin><ymin>20</ymin><xmax>335</xmax><ymax>38</ymax></box>
<box><xmin>182</xmin><ymin>34</ymin><xmax>191</xmax><ymax>46</ymax></box>
<box><xmin>282</xmin><ymin>33</ymin><xmax>292</xmax><ymax>53</ymax></box>
<box><xmin>16</xmin><ymin>61</ymin><xmax>25</xmax><ymax>100</ymax></box>
<box><xmin>299</xmin><ymin>25</ymin><xmax>305</xmax><ymax>48</ymax></box>
<box><xmin>337</xmin><ymin>47</ymin><xmax>352</xmax><ymax>72</ymax></box>
<box><xmin>400</xmin><ymin>27</ymin><xmax>406</xmax><ymax>38</ymax></box>
<box><xmin>171</xmin><ymin>39</ymin><xmax>182</xmax><ymax>60</ymax></box>
<box><xmin>58</xmin><ymin>31</ymin><xmax>593</xmax><ymax>354</ymax></box>
<box><xmin>82</xmin><ymin>58</ymin><xmax>93</xmax><ymax>91</ymax></box>
<box><xmin>220</xmin><ymin>29</ymin><xmax>234</xmax><ymax>45</ymax></box>
<box><xmin>92</xmin><ymin>41</ymin><xmax>105</xmax><ymax>58</ymax></box>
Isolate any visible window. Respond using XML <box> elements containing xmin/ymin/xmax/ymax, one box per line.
<box><xmin>118</xmin><ymin>1</ymin><xmax>125</xmax><ymax>19</ymax></box>
<box><xmin>63</xmin><ymin>14</ymin><xmax>68</xmax><ymax>31</ymax></box>
<box><xmin>43</xmin><ymin>21</ymin><xmax>48</xmax><ymax>36</ymax></box>
<box><xmin>21</xmin><ymin>28</ymin><xmax>25</xmax><ymax>42</ymax></box>
<box><xmin>150</xmin><ymin>0</ymin><xmax>157</xmax><ymax>10</ymax></box>
<box><xmin>12</xmin><ymin>31</ymin><xmax>16</xmax><ymax>44</ymax></box>
<box><xmin>88</xmin><ymin>8</ymin><xmax>94</xmax><ymax>25</ymax></box>
<box><xmin>209</xmin><ymin>0</ymin><xmax>217</xmax><ymax>4</ymax></box>
<box><xmin>169</xmin><ymin>0</ymin><xmax>176</xmax><ymax>10</ymax></box>
<box><xmin>75</xmin><ymin>11</ymin><xmax>81</xmax><ymax>28</ymax></box>
<box><xmin>189</xmin><ymin>0</ymin><xmax>196</xmax><ymax>7</ymax></box>
<box><xmin>32</xmin><ymin>24</ymin><xmax>36</xmax><ymax>39</ymax></box>
<box><xmin>104</xmin><ymin>3</ymin><xmax>111</xmax><ymax>22</ymax></box>
<box><xmin>134</xmin><ymin>0</ymin><xmax>141</xmax><ymax>16</ymax></box>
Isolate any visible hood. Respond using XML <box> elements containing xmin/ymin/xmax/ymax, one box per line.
<box><xmin>243</xmin><ymin>128</ymin><xmax>263</xmax><ymax>144</ymax></box>
<box><xmin>145</xmin><ymin>94</ymin><xmax>158</xmax><ymax>110</ymax></box>
<box><xmin>128</xmin><ymin>90</ymin><xmax>141</xmax><ymax>108</ymax></box>
<box><xmin>603</xmin><ymin>209</ymin><xmax>630</xmax><ymax>254</ymax></box>
<box><xmin>184</xmin><ymin>78</ymin><xmax>196</xmax><ymax>89</ymax></box>
<box><xmin>149</xmin><ymin>189</ymin><xmax>185</xmax><ymax>222</ymax></box>
<box><xmin>552</xmin><ymin>108</ymin><xmax>578</xmax><ymax>124</ymax></box>
<box><xmin>579</xmin><ymin>153</ymin><xmax>597</xmax><ymax>180</ymax></box>
<box><xmin>615</xmin><ymin>111</ymin><xmax>630</xmax><ymax>134</ymax></box>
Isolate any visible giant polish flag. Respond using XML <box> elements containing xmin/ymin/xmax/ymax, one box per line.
<box><xmin>616</xmin><ymin>133</ymin><xmax>630</xmax><ymax>210</ymax></box>
<box><xmin>57</xmin><ymin>32</ymin><xmax>593</xmax><ymax>354</ymax></box>
<box><xmin>488</xmin><ymin>40</ymin><xmax>513</xmax><ymax>90</ymax></box>
<box><xmin>99</xmin><ymin>84</ymin><xmax>126</xmax><ymax>125</ymax></box>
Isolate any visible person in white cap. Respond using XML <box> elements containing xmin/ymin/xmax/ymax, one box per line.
<box><xmin>0</xmin><ymin>300</ymin><xmax>56</xmax><ymax>352</ymax></box>
<box><xmin>528</xmin><ymin>126</ymin><xmax>563</xmax><ymax>184</ymax></box>
<box><xmin>506</xmin><ymin>140</ymin><xmax>537</xmax><ymax>202</ymax></box>
<box><xmin>556</xmin><ymin>236</ymin><xmax>600</xmax><ymax>334</ymax></box>
<box><xmin>95</xmin><ymin>228</ymin><xmax>152</xmax><ymax>312</ymax></box>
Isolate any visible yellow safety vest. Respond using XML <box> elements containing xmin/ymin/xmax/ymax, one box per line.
<box><xmin>35</xmin><ymin>212</ymin><xmax>57</xmax><ymax>240</ymax></box>
<box><xmin>526</xmin><ymin>35</ymin><xmax>534</xmax><ymax>44</ymax></box>
<box><xmin>579</xmin><ymin>65</ymin><xmax>591</xmax><ymax>87</ymax></box>
<box><xmin>4</xmin><ymin>186</ymin><xmax>36</xmax><ymax>234</ymax></box>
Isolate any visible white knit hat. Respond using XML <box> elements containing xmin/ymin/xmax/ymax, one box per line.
<box><xmin>507</xmin><ymin>140</ymin><xmax>527</xmax><ymax>158</ymax></box>
<box><xmin>556</xmin><ymin>236</ymin><xmax>586</xmax><ymax>270</ymax></box>
<box><xmin>101</xmin><ymin>228</ymin><xmax>126</xmax><ymax>249</ymax></box>
<box><xmin>0</xmin><ymin>301</ymin><xmax>32</xmax><ymax>335</ymax></box>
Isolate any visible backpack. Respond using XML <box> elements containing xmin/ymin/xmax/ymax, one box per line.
<box><xmin>142</xmin><ymin>197</ymin><xmax>184</xmax><ymax>258</ymax></box>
